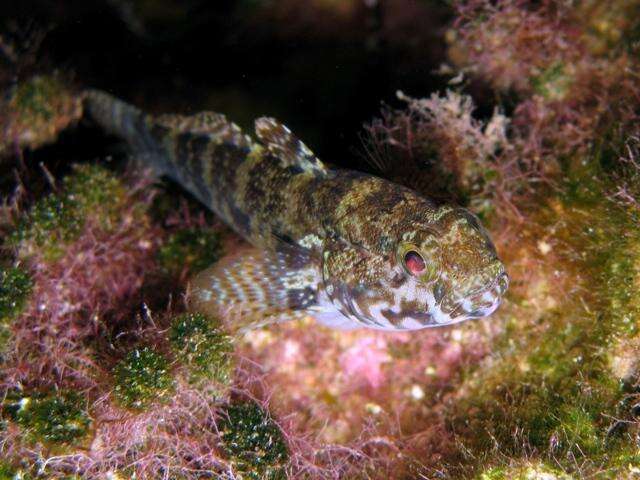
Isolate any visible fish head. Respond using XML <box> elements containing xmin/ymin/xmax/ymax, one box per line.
<box><xmin>396</xmin><ymin>206</ymin><xmax>508</xmax><ymax>326</ymax></box>
<box><xmin>321</xmin><ymin>206</ymin><xmax>508</xmax><ymax>330</ymax></box>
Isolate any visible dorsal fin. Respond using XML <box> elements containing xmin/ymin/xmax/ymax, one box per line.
<box><xmin>155</xmin><ymin>111</ymin><xmax>253</xmax><ymax>149</ymax></box>
<box><xmin>254</xmin><ymin>117</ymin><xmax>328</xmax><ymax>176</ymax></box>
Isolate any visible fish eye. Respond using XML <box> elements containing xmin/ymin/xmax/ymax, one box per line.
<box><xmin>403</xmin><ymin>250</ymin><xmax>426</xmax><ymax>276</ymax></box>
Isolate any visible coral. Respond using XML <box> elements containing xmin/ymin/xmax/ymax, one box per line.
<box><xmin>113</xmin><ymin>347</ymin><xmax>174</xmax><ymax>409</ymax></box>
<box><xmin>339</xmin><ymin>335</ymin><xmax>389</xmax><ymax>389</ymax></box>
<box><xmin>3</xmin><ymin>390</ymin><xmax>90</xmax><ymax>444</ymax></box>
<box><xmin>159</xmin><ymin>227</ymin><xmax>223</xmax><ymax>277</ymax></box>
<box><xmin>218</xmin><ymin>401</ymin><xmax>288</xmax><ymax>479</ymax></box>
<box><xmin>169</xmin><ymin>312</ymin><xmax>234</xmax><ymax>387</ymax></box>
<box><xmin>0</xmin><ymin>75</ymin><xmax>82</xmax><ymax>157</ymax></box>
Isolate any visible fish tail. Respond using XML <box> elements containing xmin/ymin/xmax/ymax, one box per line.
<box><xmin>83</xmin><ymin>89</ymin><xmax>181</xmax><ymax>181</ymax></box>
<box><xmin>83</xmin><ymin>90</ymin><xmax>157</xmax><ymax>154</ymax></box>
<box><xmin>83</xmin><ymin>90</ymin><xmax>255</xmax><ymax>213</ymax></box>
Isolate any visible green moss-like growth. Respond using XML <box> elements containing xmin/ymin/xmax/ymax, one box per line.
<box><xmin>9</xmin><ymin>164</ymin><xmax>127</xmax><ymax>260</ymax></box>
<box><xmin>531</xmin><ymin>62</ymin><xmax>573</xmax><ymax>102</ymax></box>
<box><xmin>158</xmin><ymin>228</ymin><xmax>223</xmax><ymax>275</ymax></box>
<box><xmin>0</xmin><ymin>463</ymin><xmax>32</xmax><ymax>480</ymax></box>
<box><xmin>13</xmin><ymin>76</ymin><xmax>62</xmax><ymax>121</ymax></box>
<box><xmin>169</xmin><ymin>312</ymin><xmax>234</xmax><ymax>386</ymax></box>
<box><xmin>445</xmin><ymin>163</ymin><xmax>640</xmax><ymax>478</ymax></box>
<box><xmin>0</xmin><ymin>463</ymin><xmax>17</xmax><ymax>480</ymax></box>
<box><xmin>1</xmin><ymin>75</ymin><xmax>82</xmax><ymax>156</ymax></box>
<box><xmin>10</xmin><ymin>194</ymin><xmax>81</xmax><ymax>259</ymax></box>
<box><xmin>478</xmin><ymin>463</ymin><xmax>573</xmax><ymax>480</ymax></box>
<box><xmin>218</xmin><ymin>402</ymin><xmax>288</xmax><ymax>479</ymax></box>
<box><xmin>0</xmin><ymin>266</ymin><xmax>32</xmax><ymax>322</ymax></box>
<box><xmin>113</xmin><ymin>347</ymin><xmax>174</xmax><ymax>409</ymax></box>
<box><xmin>4</xmin><ymin>391</ymin><xmax>90</xmax><ymax>444</ymax></box>
<box><xmin>61</xmin><ymin>163</ymin><xmax>126</xmax><ymax>221</ymax></box>
<box><xmin>0</xmin><ymin>266</ymin><xmax>33</xmax><ymax>357</ymax></box>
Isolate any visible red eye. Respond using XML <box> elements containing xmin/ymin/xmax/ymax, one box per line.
<box><xmin>404</xmin><ymin>250</ymin><xmax>426</xmax><ymax>275</ymax></box>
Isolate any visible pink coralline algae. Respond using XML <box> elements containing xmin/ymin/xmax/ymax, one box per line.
<box><xmin>340</xmin><ymin>335</ymin><xmax>390</xmax><ymax>389</ymax></box>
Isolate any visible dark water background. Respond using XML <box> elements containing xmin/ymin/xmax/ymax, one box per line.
<box><xmin>1</xmin><ymin>0</ymin><xmax>453</xmax><ymax>170</ymax></box>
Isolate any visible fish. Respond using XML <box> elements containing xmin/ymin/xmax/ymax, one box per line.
<box><xmin>83</xmin><ymin>90</ymin><xmax>508</xmax><ymax>332</ymax></box>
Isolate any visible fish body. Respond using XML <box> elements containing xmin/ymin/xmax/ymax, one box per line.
<box><xmin>84</xmin><ymin>90</ymin><xmax>508</xmax><ymax>332</ymax></box>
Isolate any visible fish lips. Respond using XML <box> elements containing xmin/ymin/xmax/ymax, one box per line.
<box><xmin>423</xmin><ymin>272</ymin><xmax>508</xmax><ymax>326</ymax></box>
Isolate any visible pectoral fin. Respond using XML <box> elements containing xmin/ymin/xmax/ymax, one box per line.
<box><xmin>189</xmin><ymin>246</ymin><xmax>322</xmax><ymax>332</ymax></box>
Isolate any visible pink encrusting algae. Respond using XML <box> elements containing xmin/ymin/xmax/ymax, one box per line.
<box><xmin>235</xmin><ymin>318</ymin><xmax>493</xmax><ymax>477</ymax></box>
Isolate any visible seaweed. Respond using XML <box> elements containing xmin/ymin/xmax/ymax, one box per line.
<box><xmin>113</xmin><ymin>347</ymin><xmax>174</xmax><ymax>409</ymax></box>
<box><xmin>169</xmin><ymin>312</ymin><xmax>234</xmax><ymax>387</ymax></box>
<box><xmin>218</xmin><ymin>401</ymin><xmax>289</xmax><ymax>479</ymax></box>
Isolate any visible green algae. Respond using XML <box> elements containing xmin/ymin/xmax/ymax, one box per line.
<box><xmin>61</xmin><ymin>164</ymin><xmax>126</xmax><ymax>218</ymax></box>
<box><xmin>0</xmin><ymin>266</ymin><xmax>32</xmax><ymax>322</ymax></box>
<box><xmin>9</xmin><ymin>164</ymin><xmax>128</xmax><ymax>260</ymax></box>
<box><xmin>158</xmin><ymin>228</ymin><xmax>223</xmax><ymax>275</ymax></box>
<box><xmin>169</xmin><ymin>312</ymin><xmax>234</xmax><ymax>386</ymax></box>
<box><xmin>113</xmin><ymin>346</ymin><xmax>174</xmax><ymax>409</ymax></box>
<box><xmin>0</xmin><ymin>464</ymin><xmax>17</xmax><ymax>480</ymax></box>
<box><xmin>13</xmin><ymin>76</ymin><xmax>63</xmax><ymax>121</ymax></box>
<box><xmin>218</xmin><ymin>402</ymin><xmax>288</xmax><ymax>479</ymax></box>
<box><xmin>0</xmin><ymin>463</ymin><xmax>32</xmax><ymax>480</ymax></box>
<box><xmin>478</xmin><ymin>463</ymin><xmax>573</xmax><ymax>480</ymax></box>
<box><xmin>1</xmin><ymin>75</ymin><xmax>82</xmax><ymax>157</ymax></box>
<box><xmin>0</xmin><ymin>266</ymin><xmax>32</xmax><ymax>357</ymax></box>
<box><xmin>4</xmin><ymin>391</ymin><xmax>90</xmax><ymax>444</ymax></box>
<box><xmin>10</xmin><ymin>194</ymin><xmax>81</xmax><ymax>258</ymax></box>
<box><xmin>531</xmin><ymin>63</ymin><xmax>573</xmax><ymax>102</ymax></box>
<box><xmin>445</xmin><ymin>162</ymin><xmax>640</xmax><ymax>478</ymax></box>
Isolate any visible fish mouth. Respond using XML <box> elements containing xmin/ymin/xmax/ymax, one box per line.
<box><xmin>434</xmin><ymin>272</ymin><xmax>509</xmax><ymax>324</ymax></box>
<box><xmin>332</xmin><ymin>273</ymin><xmax>509</xmax><ymax>332</ymax></box>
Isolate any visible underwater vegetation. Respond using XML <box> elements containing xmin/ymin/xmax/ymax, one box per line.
<box><xmin>112</xmin><ymin>346</ymin><xmax>174</xmax><ymax>409</ymax></box>
<box><xmin>158</xmin><ymin>228</ymin><xmax>224</xmax><ymax>277</ymax></box>
<box><xmin>218</xmin><ymin>401</ymin><xmax>289</xmax><ymax>479</ymax></box>
<box><xmin>0</xmin><ymin>74</ymin><xmax>82</xmax><ymax>158</ymax></box>
<box><xmin>169</xmin><ymin>312</ymin><xmax>234</xmax><ymax>387</ymax></box>
<box><xmin>1</xmin><ymin>0</ymin><xmax>640</xmax><ymax>478</ymax></box>
<box><xmin>4</xmin><ymin>390</ymin><xmax>91</xmax><ymax>444</ymax></box>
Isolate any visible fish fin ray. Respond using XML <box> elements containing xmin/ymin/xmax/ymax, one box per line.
<box><xmin>190</xmin><ymin>246</ymin><xmax>321</xmax><ymax>332</ymax></box>
<box><xmin>155</xmin><ymin>111</ymin><xmax>253</xmax><ymax>149</ymax></box>
<box><xmin>254</xmin><ymin>117</ymin><xmax>328</xmax><ymax>176</ymax></box>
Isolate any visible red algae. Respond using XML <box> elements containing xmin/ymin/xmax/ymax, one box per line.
<box><xmin>2</xmin><ymin>169</ymin><xmax>160</xmax><ymax>391</ymax></box>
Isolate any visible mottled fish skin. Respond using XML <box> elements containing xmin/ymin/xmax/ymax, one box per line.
<box><xmin>83</xmin><ymin>90</ymin><xmax>508</xmax><ymax>332</ymax></box>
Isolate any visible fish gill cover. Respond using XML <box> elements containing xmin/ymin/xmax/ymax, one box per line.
<box><xmin>0</xmin><ymin>0</ymin><xmax>639</xmax><ymax>478</ymax></box>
